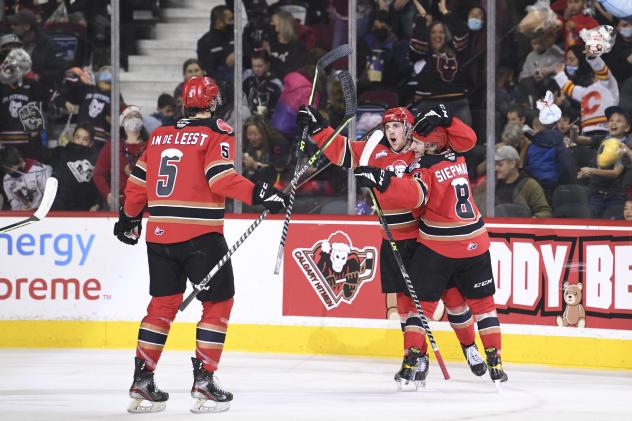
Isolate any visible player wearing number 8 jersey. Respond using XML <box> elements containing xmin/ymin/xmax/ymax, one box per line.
<box><xmin>354</xmin><ymin>104</ymin><xmax>508</xmax><ymax>386</ymax></box>
<box><xmin>114</xmin><ymin>76</ymin><xmax>288</xmax><ymax>413</ymax></box>
<box><xmin>299</xmin><ymin>104</ymin><xmax>490</xmax><ymax>385</ymax></box>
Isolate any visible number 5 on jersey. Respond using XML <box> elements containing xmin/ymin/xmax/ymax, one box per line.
<box><xmin>157</xmin><ymin>148</ymin><xmax>183</xmax><ymax>197</ymax></box>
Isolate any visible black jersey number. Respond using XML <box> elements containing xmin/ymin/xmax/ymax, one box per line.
<box><xmin>156</xmin><ymin>148</ymin><xmax>183</xmax><ymax>197</ymax></box>
<box><xmin>451</xmin><ymin>177</ymin><xmax>475</xmax><ymax>219</ymax></box>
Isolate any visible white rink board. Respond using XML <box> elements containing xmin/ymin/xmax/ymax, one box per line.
<box><xmin>0</xmin><ymin>216</ymin><xmax>285</xmax><ymax>323</ymax></box>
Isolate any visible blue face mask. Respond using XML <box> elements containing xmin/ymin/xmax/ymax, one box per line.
<box><xmin>566</xmin><ymin>65</ymin><xmax>578</xmax><ymax>75</ymax></box>
<box><xmin>468</xmin><ymin>18</ymin><xmax>483</xmax><ymax>31</ymax></box>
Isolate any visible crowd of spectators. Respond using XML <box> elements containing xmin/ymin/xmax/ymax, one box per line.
<box><xmin>2</xmin><ymin>0</ymin><xmax>632</xmax><ymax>221</ymax></box>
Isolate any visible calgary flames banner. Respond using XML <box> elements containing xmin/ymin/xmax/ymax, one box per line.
<box><xmin>282</xmin><ymin>219</ymin><xmax>632</xmax><ymax>331</ymax></box>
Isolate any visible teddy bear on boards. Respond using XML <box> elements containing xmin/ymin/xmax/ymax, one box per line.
<box><xmin>557</xmin><ymin>282</ymin><xmax>586</xmax><ymax>328</ymax></box>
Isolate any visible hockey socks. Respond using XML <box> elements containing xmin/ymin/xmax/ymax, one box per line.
<box><xmin>136</xmin><ymin>293</ymin><xmax>183</xmax><ymax>371</ymax></box>
<box><xmin>467</xmin><ymin>296</ymin><xmax>502</xmax><ymax>352</ymax></box>
<box><xmin>397</xmin><ymin>293</ymin><xmax>427</xmax><ymax>354</ymax></box>
<box><xmin>196</xmin><ymin>298</ymin><xmax>234</xmax><ymax>372</ymax></box>
<box><xmin>442</xmin><ymin>287</ymin><xmax>476</xmax><ymax>346</ymax></box>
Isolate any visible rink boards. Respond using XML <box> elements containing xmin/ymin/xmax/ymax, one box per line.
<box><xmin>0</xmin><ymin>213</ymin><xmax>631</xmax><ymax>370</ymax></box>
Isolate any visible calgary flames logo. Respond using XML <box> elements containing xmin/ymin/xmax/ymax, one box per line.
<box><xmin>292</xmin><ymin>231</ymin><xmax>377</xmax><ymax>310</ymax></box>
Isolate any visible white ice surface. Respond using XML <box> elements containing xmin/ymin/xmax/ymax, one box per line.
<box><xmin>0</xmin><ymin>349</ymin><xmax>630</xmax><ymax>421</ymax></box>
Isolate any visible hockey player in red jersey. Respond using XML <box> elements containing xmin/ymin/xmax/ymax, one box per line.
<box><xmin>354</xmin><ymin>104</ymin><xmax>508</xmax><ymax>386</ymax></box>
<box><xmin>297</xmin><ymin>104</ymin><xmax>487</xmax><ymax>387</ymax></box>
<box><xmin>114</xmin><ymin>76</ymin><xmax>288</xmax><ymax>413</ymax></box>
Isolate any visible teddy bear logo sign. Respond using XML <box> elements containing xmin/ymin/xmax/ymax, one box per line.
<box><xmin>556</xmin><ymin>282</ymin><xmax>586</xmax><ymax>328</ymax></box>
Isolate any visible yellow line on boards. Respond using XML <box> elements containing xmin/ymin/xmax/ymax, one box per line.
<box><xmin>1</xmin><ymin>320</ymin><xmax>630</xmax><ymax>370</ymax></box>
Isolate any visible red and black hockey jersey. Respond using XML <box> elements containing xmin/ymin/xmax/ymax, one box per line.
<box><xmin>124</xmin><ymin>117</ymin><xmax>255</xmax><ymax>244</ymax></box>
<box><xmin>377</xmin><ymin>151</ymin><xmax>489</xmax><ymax>258</ymax></box>
<box><xmin>311</xmin><ymin>127</ymin><xmax>418</xmax><ymax>240</ymax></box>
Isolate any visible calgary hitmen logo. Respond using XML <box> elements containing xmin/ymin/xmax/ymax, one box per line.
<box><xmin>292</xmin><ymin>231</ymin><xmax>377</xmax><ymax>310</ymax></box>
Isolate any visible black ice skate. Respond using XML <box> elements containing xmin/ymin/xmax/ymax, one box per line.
<box><xmin>190</xmin><ymin>357</ymin><xmax>233</xmax><ymax>413</ymax></box>
<box><xmin>485</xmin><ymin>347</ymin><xmax>508</xmax><ymax>391</ymax></box>
<box><xmin>394</xmin><ymin>347</ymin><xmax>429</xmax><ymax>391</ymax></box>
<box><xmin>127</xmin><ymin>357</ymin><xmax>168</xmax><ymax>413</ymax></box>
<box><xmin>462</xmin><ymin>343</ymin><xmax>487</xmax><ymax>377</ymax></box>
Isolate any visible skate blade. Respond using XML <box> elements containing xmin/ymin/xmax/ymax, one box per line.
<box><xmin>127</xmin><ymin>397</ymin><xmax>166</xmax><ymax>413</ymax></box>
<box><xmin>414</xmin><ymin>380</ymin><xmax>426</xmax><ymax>391</ymax></box>
<box><xmin>494</xmin><ymin>379</ymin><xmax>503</xmax><ymax>393</ymax></box>
<box><xmin>191</xmin><ymin>398</ymin><xmax>230</xmax><ymax>413</ymax></box>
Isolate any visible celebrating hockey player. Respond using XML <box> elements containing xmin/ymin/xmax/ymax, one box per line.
<box><xmin>114</xmin><ymin>76</ymin><xmax>288</xmax><ymax>413</ymax></box>
<box><xmin>354</xmin><ymin>104</ymin><xmax>508</xmax><ymax>387</ymax></box>
<box><xmin>297</xmin><ymin>104</ymin><xmax>488</xmax><ymax>388</ymax></box>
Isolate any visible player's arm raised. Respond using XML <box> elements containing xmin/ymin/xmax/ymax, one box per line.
<box><xmin>297</xmin><ymin>105</ymin><xmax>363</xmax><ymax>168</ymax></box>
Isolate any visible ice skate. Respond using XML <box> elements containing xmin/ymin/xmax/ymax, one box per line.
<box><xmin>190</xmin><ymin>357</ymin><xmax>232</xmax><ymax>413</ymax></box>
<box><xmin>127</xmin><ymin>357</ymin><xmax>168</xmax><ymax>413</ymax></box>
<box><xmin>485</xmin><ymin>347</ymin><xmax>508</xmax><ymax>391</ymax></box>
<box><xmin>462</xmin><ymin>343</ymin><xmax>487</xmax><ymax>377</ymax></box>
<box><xmin>412</xmin><ymin>353</ymin><xmax>429</xmax><ymax>390</ymax></box>
<box><xmin>394</xmin><ymin>347</ymin><xmax>428</xmax><ymax>391</ymax></box>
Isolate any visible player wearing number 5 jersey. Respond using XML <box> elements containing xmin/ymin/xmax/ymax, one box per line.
<box><xmin>114</xmin><ymin>76</ymin><xmax>288</xmax><ymax>413</ymax></box>
<box><xmin>355</xmin><ymin>108</ymin><xmax>508</xmax><ymax>386</ymax></box>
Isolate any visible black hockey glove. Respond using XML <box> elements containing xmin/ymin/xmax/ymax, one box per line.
<box><xmin>296</xmin><ymin>105</ymin><xmax>329</xmax><ymax>136</ymax></box>
<box><xmin>353</xmin><ymin>166</ymin><xmax>391</xmax><ymax>192</ymax></box>
<box><xmin>413</xmin><ymin>104</ymin><xmax>453</xmax><ymax>136</ymax></box>
<box><xmin>252</xmin><ymin>182</ymin><xmax>289</xmax><ymax>214</ymax></box>
<box><xmin>113</xmin><ymin>206</ymin><xmax>143</xmax><ymax>245</ymax></box>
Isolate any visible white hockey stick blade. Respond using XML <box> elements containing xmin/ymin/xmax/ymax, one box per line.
<box><xmin>33</xmin><ymin>177</ymin><xmax>58</xmax><ymax>220</ymax></box>
<box><xmin>359</xmin><ymin>130</ymin><xmax>384</xmax><ymax>166</ymax></box>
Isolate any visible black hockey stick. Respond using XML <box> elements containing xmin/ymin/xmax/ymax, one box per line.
<box><xmin>178</xmin><ymin>117</ymin><xmax>354</xmax><ymax>312</ymax></box>
<box><xmin>274</xmin><ymin>44</ymin><xmax>353</xmax><ymax>274</ymax></box>
<box><xmin>358</xmin><ymin>132</ymin><xmax>450</xmax><ymax>380</ymax></box>
<box><xmin>0</xmin><ymin>177</ymin><xmax>58</xmax><ymax>233</ymax></box>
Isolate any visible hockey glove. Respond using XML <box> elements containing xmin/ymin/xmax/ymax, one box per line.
<box><xmin>113</xmin><ymin>206</ymin><xmax>143</xmax><ymax>245</ymax></box>
<box><xmin>252</xmin><ymin>182</ymin><xmax>289</xmax><ymax>214</ymax></box>
<box><xmin>413</xmin><ymin>104</ymin><xmax>453</xmax><ymax>136</ymax></box>
<box><xmin>353</xmin><ymin>166</ymin><xmax>391</xmax><ymax>192</ymax></box>
<box><xmin>296</xmin><ymin>105</ymin><xmax>329</xmax><ymax>136</ymax></box>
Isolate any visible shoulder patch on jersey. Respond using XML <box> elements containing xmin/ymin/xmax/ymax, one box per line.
<box><xmin>216</xmin><ymin>119</ymin><xmax>234</xmax><ymax>134</ymax></box>
<box><xmin>374</xmin><ymin>150</ymin><xmax>388</xmax><ymax>160</ymax></box>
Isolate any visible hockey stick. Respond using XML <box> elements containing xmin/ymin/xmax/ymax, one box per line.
<box><xmin>0</xmin><ymin>177</ymin><xmax>58</xmax><ymax>233</ymax></box>
<box><xmin>178</xmin><ymin>121</ymin><xmax>353</xmax><ymax>312</ymax></box>
<box><xmin>359</xmin><ymin>132</ymin><xmax>450</xmax><ymax>380</ymax></box>
<box><xmin>274</xmin><ymin>44</ymin><xmax>353</xmax><ymax>274</ymax></box>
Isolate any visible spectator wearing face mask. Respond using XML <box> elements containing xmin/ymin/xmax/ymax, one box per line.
<box><xmin>37</xmin><ymin>121</ymin><xmax>101</xmax><ymax>211</ymax></box>
<box><xmin>197</xmin><ymin>5</ymin><xmax>235</xmax><ymax>84</ymax></box>
<box><xmin>465</xmin><ymin>6</ymin><xmax>487</xmax><ymax>107</ymax></box>
<box><xmin>0</xmin><ymin>145</ymin><xmax>52</xmax><ymax>211</ymax></box>
<box><xmin>93</xmin><ymin>105</ymin><xmax>148</xmax><ymax>209</ymax></box>
<box><xmin>357</xmin><ymin>9</ymin><xmax>410</xmax><ymax>93</ymax></box>
<box><xmin>603</xmin><ymin>17</ymin><xmax>632</xmax><ymax>84</ymax></box>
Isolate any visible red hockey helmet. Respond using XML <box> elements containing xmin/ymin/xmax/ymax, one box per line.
<box><xmin>412</xmin><ymin>127</ymin><xmax>449</xmax><ymax>152</ymax></box>
<box><xmin>182</xmin><ymin>76</ymin><xmax>221</xmax><ymax>110</ymax></box>
<box><xmin>382</xmin><ymin>107</ymin><xmax>414</xmax><ymax>126</ymax></box>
